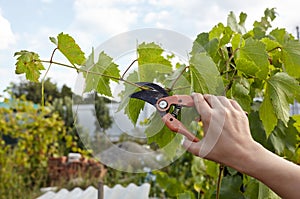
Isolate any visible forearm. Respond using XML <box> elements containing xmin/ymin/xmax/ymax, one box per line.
<box><xmin>235</xmin><ymin>142</ymin><xmax>300</xmax><ymax>199</ymax></box>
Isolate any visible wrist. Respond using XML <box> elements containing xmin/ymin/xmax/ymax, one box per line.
<box><xmin>230</xmin><ymin>141</ymin><xmax>264</xmax><ymax>175</ymax></box>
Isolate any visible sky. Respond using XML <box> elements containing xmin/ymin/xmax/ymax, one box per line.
<box><xmin>1</xmin><ymin>0</ymin><xmax>300</xmax><ymax>98</ymax></box>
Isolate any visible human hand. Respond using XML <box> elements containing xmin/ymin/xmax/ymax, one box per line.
<box><xmin>183</xmin><ymin>93</ymin><xmax>258</xmax><ymax>169</ymax></box>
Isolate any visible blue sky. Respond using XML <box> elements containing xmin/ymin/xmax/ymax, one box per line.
<box><xmin>0</xmin><ymin>0</ymin><xmax>299</xmax><ymax>99</ymax></box>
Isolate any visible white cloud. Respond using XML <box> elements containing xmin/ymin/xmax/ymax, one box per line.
<box><xmin>0</xmin><ymin>13</ymin><xmax>16</xmax><ymax>50</ymax></box>
<box><xmin>71</xmin><ymin>0</ymin><xmax>138</xmax><ymax>37</ymax></box>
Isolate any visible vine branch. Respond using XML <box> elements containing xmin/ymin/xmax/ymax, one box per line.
<box><xmin>39</xmin><ymin>58</ymin><xmax>146</xmax><ymax>92</ymax></box>
<box><xmin>41</xmin><ymin>47</ymin><xmax>58</xmax><ymax>107</ymax></box>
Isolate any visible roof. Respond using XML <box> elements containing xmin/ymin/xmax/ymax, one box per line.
<box><xmin>36</xmin><ymin>183</ymin><xmax>151</xmax><ymax>199</ymax></box>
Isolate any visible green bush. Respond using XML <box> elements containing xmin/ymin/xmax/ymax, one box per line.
<box><xmin>0</xmin><ymin>96</ymin><xmax>74</xmax><ymax>198</ymax></box>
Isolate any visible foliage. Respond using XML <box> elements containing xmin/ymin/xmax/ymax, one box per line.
<box><xmin>13</xmin><ymin>8</ymin><xmax>300</xmax><ymax>199</ymax></box>
<box><xmin>0</xmin><ymin>96</ymin><xmax>76</xmax><ymax>198</ymax></box>
<box><xmin>9</xmin><ymin>78</ymin><xmax>62</xmax><ymax>104</ymax></box>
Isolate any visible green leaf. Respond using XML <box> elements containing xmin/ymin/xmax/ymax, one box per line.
<box><xmin>292</xmin><ymin>114</ymin><xmax>300</xmax><ymax>132</ymax></box>
<box><xmin>236</xmin><ymin>38</ymin><xmax>269</xmax><ymax>80</ymax></box>
<box><xmin>14</xmin><ymin>50</ymin><xmax>45</xmax><ymax>82</ymax></box>
<box><xmin>269</xmin><ymin>28</ymin><xmax>289</xmax><ymax>45</ymax></box>
<box><xmin>231</xmin><ymin>33</ymin><xmax>244</xmax><ymax>52</ymax></box>
<box><xmin>259</xmin><ymin>72</ymin><xmax>300</xmax><ymax>135</ymax></box>
<box><xmin>189</xmin><ymin>53</ymin><xmax>223</xmax><ymax>94</ymax></box>
<box><xmin>117</xmin><ymin>71</ymin><xmax>145</xmax><ymax>125</ymax></box>
<box><xmin>154</xmin><ymin>171</ymin><xmax>185</xmax><ymax>197</ymax></box>
<box><xmin>248</xmin><ymin>111</ymin><xmax>270</xmax><ymax>149</ymax></box>
<box><xmin>49</xmin><ymin>37</ymin><xmax>57</xmax><ymax>45</ymax></box>
<box><xmin>137</xmin><ymin>42</ymin><xmax>172</xmax><ymax>82</ymax></box>
<box><xmin>227</xmin><ymin>11</ymin><xmax>247</xmax><ymax>34</ymax></box>
<box><xmin>82</xmin><ymin>50</ymin><xmax>120</xmax><ymax>97</ymax></box>
<box><xmin>177</xmin><ymin>191</ymin><xmax>196</xmax><ymax>199</ymax></box>
<box><xmin>231</xmin><ymin>77</ymin><xmax>251</xmax><ymax>112</ymax></box>
<box><xmin>260</xmin><ymin>37</ymin><xmax>282</xmax><ymax>52</ymax></box>
<box><xmin>244</xmin><ymin>178</ymin><xmax>280</xmax><ymax>199</ymax></box>
<box><xmin>253</xmin><ymin>8</ymin><xmax>276</xmax><ymax>33</ymax></box>
<box><xmin>282</xmin><ymin>40</ymin><xmax>300</xmax><ymax>78</ymax></box>
<box><xmin>145</xmin><ymin>112</ymin><xmax>181</xmax><ymax>159</ymax></box>
<box><xmin>213</xmin><ymin>175</ymin><xmax>244</xmax><ymax>199</ymax></box>
<box><xmin>164</xmin><ymin>64</ymin><xmax>191</xmax><ymax>94</ymax></box>
<box><xmin>268</xmin><ymin>119</ymin><xmax>298</xmax><ymax>155</ymax></box>
<box><xmin>259</xmin><ymin>94</ymin><xmax>277</xmax><ymax>137</ymax></box>
<box><xmin>209</xmin><ymin>23</ymin><xmax>233</xmax><ymax>47</ymax></box>
<box><xmin>57</xmin><ymin>32</ymin><xmax>86</xmax><ymax>65</ymax></box>
<box><xmin>192</xmin><ymin>32</ymin><xmax>219</xmax><ymax>59</ymax></box>
<box><xmin>235</xmin><ymin>58</ymin><xmax>259</xmax><ymax>77</ymax></box>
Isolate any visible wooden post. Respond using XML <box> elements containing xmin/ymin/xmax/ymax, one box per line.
<box><xmin>98</xmin><ymin>180</ymin><xmax>104</xmax><ymax>199</ymax></box>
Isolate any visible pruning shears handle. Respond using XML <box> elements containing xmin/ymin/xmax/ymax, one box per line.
<box><xmin>156</xmin><ymin>95</ymin><xmax>199</xmax><ymax>142</ymax></box>
<box><xmin>162</xmin><ymin>113</ymin><xmax>200</xmax><ymax>142</ymax></box>
<box><xmin>130</xmin><ymin>82</ymin><xmax>200</xmax><ymax>143</ymax></box>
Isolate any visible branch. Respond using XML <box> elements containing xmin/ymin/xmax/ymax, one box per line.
<box><xmin>121</xmin><ymin>59</ymin><xmax>137</xmax><ymax>80</ymax></box>
<box><xmin>39</xmin><ymin>59</ymin><xmax>146</xmax><ymax>91</ymax></box>
<box><xmin>41</xmin><ymin>48</ymin><xmax>58</xmax><ymax>107</ymax></box>
<box><xmin>169</xmin><ymin>65</ymin><xmax>190</xmax><ymax>91</ymax></box>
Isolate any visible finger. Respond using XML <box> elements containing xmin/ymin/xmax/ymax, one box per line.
<box><xmin>182</xmin><ymin>139</ymin><xmax>201</xmax><ymax>156</ymax></box>
<box><xmin>192</xmin><ymin>93</ymin><xmax>211</xmax><ymax>117</ymax></box>
<box><xmin>217</xmin><ymin>96</ymin><xmax>233</xmax><ymax>108</ymax></box>
<box><xmin>203</xmin><ymin>94</ymin><xmax>223</xmax><ymax>109</ymax></box>
<box><xmin>229</xmin><ymin>99</ymin><xmax>244</xmax><ymax>112</ymax></box>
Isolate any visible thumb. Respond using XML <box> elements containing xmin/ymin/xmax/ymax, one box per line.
<box><xmin>183</xmin><ymin>139</ymin><xmax>202</xmax><ymax>157</ymax></box>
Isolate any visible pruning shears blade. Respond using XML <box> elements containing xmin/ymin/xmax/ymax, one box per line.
<box><xmin>130</xmin><ymin>90</ymin><xmax>166</xmax><ymax>106</ymax></box>
<box><xmin>134</xmin><ymin>82</ymin><xmax>169</xmax><ymax>96</ymax></box>
<box><xmin>130</xmin><ymin>82</ymin><xmax>169</xmax><ymax>107</ymax></box>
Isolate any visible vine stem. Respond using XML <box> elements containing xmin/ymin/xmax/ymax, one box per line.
<box><xmin>41</xmin><ymin>48</ymin><xmax>58</xmax><ymax>107</ymax></box>
<box><xmin>169</xmin><ymin>65</ymin><xmax>190</xmax><ymax>91</ymax></box>
<box><xmin>121</xmin><ymin>59</ymin><xmax>137</xmax><ymax>80</ymax></box>
<box><xmin>39</xmin><ymin>58</ymin><xmax>146</xmax><ymax>91</ymax></box>
<box><xmin>216</xmin><ymin>164</ymin><xmax>225</xmax><ymax>199</ymax></box>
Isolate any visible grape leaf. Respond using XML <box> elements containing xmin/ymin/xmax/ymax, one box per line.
<box><xmin>189</xmin><ymin>52</ymin><xmax>223</xmax><ymax>94</ymax></box>
<box><xmin>244</xmin><ymin>178</ymin><xmax>280</xmax><ymax>199</ymax></box>
<box><xmin>282</xmin><ymin>40</ymin><xmax>300</xmax><ymax>78</ymax></box>
<box><xmin>236</xmin><ymin>38</ymin><xmax>269</xmax><ymax>80</ymax></box>
<box><xmin>231</xmin><ymin>77</ymin><xmax>251</xmax><ymax>112</ymax></box>
<box><xmin>209</xmin><ymin>23</ymin><xmax>233</xmax><ymax>47</ymax></box>
<box><xmin>227</xmin><ymin>11</ymin><xmax>247</xmax><ymax>34</ymax></box>
<box><xmin>259</xmin><ymin>72</ymin><xmax>300</xmax><ymax>135</ymax></box>
<box><xmin>117</xmin><ymin>71</ymin><xmax>145</xmax><ymax>125</ymax></box>
<box><xmin>269</xmin><ymin>28</ymin><xmax>289</xmax><ymax>45</ymax></box>
<box><xmin>56</xmin><ymin>32</ymin><xmax>86</xmax><ymax>66</ymax></box>
<box><xmin>145</xmin><ymin>112</ymin><xmax>181</xmax><ymax>159</ymax></box>
<box><xmin>212</xmin><ymin>175</ymin><xmax>244</xmax><ymax>199</ymax></box>
<box><xmin>292</xmin><ymin>114</ymin><xmax>300</xmax><ymax>132</ymax></box>
<box><xmin>268</xmin><ymin>119</ymin><xmax>298</xmax><ymax>155</ymax></box>
<box><xmin>231</xmin><ymin>33</ymin><xmax>244</xmax><ymax>52</ymax></box>
<box><xmin>137</xmin><ymin>42</ymin><xmax>172</xmax><ymax>82</ymax></box>
<box><xmin>81</xmin><ymin>50</ymin><xmax>120</xmax><ymax>97</ymax></box>
<box><xmin>192</xmin><ymin>32</ymin><xmax>219</xmax><ymax>59</ymax></box>
<box><xmin>14</xmin><ymin>50</ymin><xmax>45</xmax><ymax>82</ymax></box>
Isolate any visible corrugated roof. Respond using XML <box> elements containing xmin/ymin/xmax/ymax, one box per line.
<box><xmin>37</xmin><ymin>183</ymin><xmax>151</xmax><ymax>199</ymax></box>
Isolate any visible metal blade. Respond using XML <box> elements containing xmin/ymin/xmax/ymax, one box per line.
<box><xmin>130</xmin><ymin>90</ymin><xmax>167</xmax><ymax>106</ymax></box>
<box><xmin>134</xmin><ymin>82</ymin><xmax>169</xmax><ymax>96</ymax></box>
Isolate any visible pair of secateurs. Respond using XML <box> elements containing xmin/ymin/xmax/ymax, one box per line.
<box><xmin>130</xmin><ymin>82</ymin><xmax>200</xmax><ymax>142</ymax></box>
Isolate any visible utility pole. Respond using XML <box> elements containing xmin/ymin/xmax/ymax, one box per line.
<box><xmin>297</xmin><ymin>26</ymin><xmax>299</xmax><ymax>40</ymax></box>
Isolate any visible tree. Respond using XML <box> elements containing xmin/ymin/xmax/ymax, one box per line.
<box><xmin>9</xmin><ymin>78</ymin><xmax>61</xmax><ymax>104</ymax></box>
<box><xmin>13</xmin><ymin>8</ymin><xmax>300</xmax><ymax>198</ymax></box>
<box><xmin>0</xmin><ymin>96</ymin><xmax>74</xmax><ymax>198</ymax></box>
